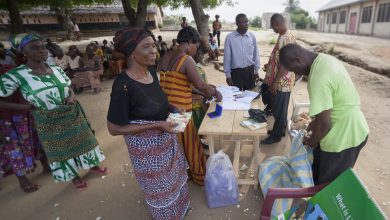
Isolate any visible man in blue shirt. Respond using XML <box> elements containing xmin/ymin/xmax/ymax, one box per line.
<box><xmin>223</xmin><ymin>13</ymin><xmax>260</xmax><ymax>90</ymax></box>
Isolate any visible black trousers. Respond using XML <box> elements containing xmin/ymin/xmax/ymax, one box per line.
<box><xmin>261</xmin><ymin>83</ymin><xmax>273</xmax><ymax>111</ymax></box>
<box><xmin>270</xmin><ymin>91</ymin><xmax>290</xmax><ymax>139</ymax></box>
<box><xmin>231</xmin><ymin>65</ymin><xmax>255</xmax><ymax>91</ymax></box>
<box><xmin>213</xmin><ymin>30</ymin><xmax>221</xmax><ymax>47</ymax></box>
<box><xmin>312</xmin><ymin>136</ymin><xmax>368</xmax><ymax>185</ymax></box>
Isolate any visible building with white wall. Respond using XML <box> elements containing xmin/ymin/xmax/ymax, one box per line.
<box><xmin>0</xmin><ymin>3</ymin><xmax>163</xmax><ymax>31</ymax></box>
<box><xmin>317</xmin><ymin>0</ymin><xmax>390</xmax><ymax>38</ymax></box>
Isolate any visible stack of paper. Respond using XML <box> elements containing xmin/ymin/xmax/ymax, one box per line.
<box><xmin>216</xmin><ymin>86</ymin><xmax>259</xmax><ymax>111</ymax></box>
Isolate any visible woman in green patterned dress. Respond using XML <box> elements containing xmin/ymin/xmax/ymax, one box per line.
<box><xmin>0</xmin><ymin>34</ymin><xmax>107</xmax><ymax>190</ymax></box>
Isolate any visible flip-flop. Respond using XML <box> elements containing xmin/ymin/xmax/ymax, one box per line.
<box><xmin>90</xmin><ymin>167</ymin><xmax>108</xmax><ymax>175</ymax></box>
<box><xmin>72</xmin><ymin>180</ymin><xmax>87</xmax><ymax>191</ymax></box>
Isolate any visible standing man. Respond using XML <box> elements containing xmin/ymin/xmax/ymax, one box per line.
<box><xmin>212</xmin><ymin>15</ymin><xmax>222</xmax><ymax>48</ymax></box>
<box><xmin>261</xmin><ymin>13</ymin><xmax>297</xmax><ymax>144</ymax></box>
<box><xmin>181</xmin><ymin>17</ymin><xmax>188</xmax><ymax>29</ymax></box>
<box><xmin>279</xmin><ymin>44</ymin><xmax>369</xmax><ymax>185</ymax></box>
<box><xmin>73</xmin><ymin>22</ymin><xmax>81</xmax><ymax>41</ymax></box>
<box><xmin>223</xmin><ymin>13</ymin><xmax>260</xmax><ymax>91</ymax></box>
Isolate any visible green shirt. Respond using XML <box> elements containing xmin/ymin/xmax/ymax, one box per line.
<box><xmin>308</xmin><ymin>54</ymin><xmax>369</xmax><ymax>152</ymax></box>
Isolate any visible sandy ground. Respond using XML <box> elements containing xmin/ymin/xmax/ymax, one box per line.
<box><xmin>0</xmin><ymin>30</ymin><xmax>389</xmax><ymax>219</ymax></box>
<box><xmin>294</xmin><ymin>31</ymin><xmax>390</xmax><ymax>77</ymax></box>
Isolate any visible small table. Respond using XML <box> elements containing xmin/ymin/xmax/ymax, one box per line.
<box><xmin>198</xmin><ymin>99</ymin><xmax>267</xmax><ymax>189</ymax></box>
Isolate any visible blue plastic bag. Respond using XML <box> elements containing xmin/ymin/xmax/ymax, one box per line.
<box><xmin>205</xmin><ymin>150</ymin><xmax>239</xmax><ymax>208</ymax></box>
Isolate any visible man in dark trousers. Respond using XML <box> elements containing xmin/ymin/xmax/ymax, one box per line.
<box><xmin>223</xmin><ymin>13</ymin><xmax>260</xmax><ymax>91</ymax></box>
<box><xmin>261</xmin><ymin>14</ymin><xmax>296</xmax><ymax>144</ymax></box>
<box><xmin>279</xmin><ymin>44</ymin><xmax>369</xmax><ymax>184</ymax></box>
<box><xmin>212</xmin><ymin>15</ymin><xmax>222</xmax><ymax>48</ymax></box>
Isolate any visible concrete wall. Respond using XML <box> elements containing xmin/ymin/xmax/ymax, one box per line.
<box><xmin>359</xmin><ymin>1</ymin><xmax>376</xmax><ymax>35</ymax></box>
<box><xmin>73</xmin><ymin>14</ymin><xmax>120</xmax><ymax>24</ymax></box>
<box><xmin>373</xmin><ymin>0</ymin><xmax>390</xmax><ymax>38</ymax></box>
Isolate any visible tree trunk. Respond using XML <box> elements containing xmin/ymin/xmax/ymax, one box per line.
<box><xmin>135</xmin><ymin>0</ymin><xmax>148</xmax><ymax>28</ymax></box>
<box><xmin>7</xmin><ymin>0</ymin><xmax>25</xmax><ymax>34</ymax></box>
<box><xmin>121</xmin><ymin>0</ymin><xmax>136</xmax><ymax>26</ymax></box>
<box><xmin>158</xmin><ymin>5</ymin><xmax>164</xmax><ymax>17</ymax></box>
<box><xmin>54</xmin><ymin>8</ymin><xmax>73</xmax><ymax>40</ymax></box>
<box><xmin>189</xmin><ymin>0</ymin><xmax>210</xmax><ymax>39</ymax></box>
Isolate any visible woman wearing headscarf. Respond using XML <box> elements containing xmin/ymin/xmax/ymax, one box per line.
<box><xmin>0</xmin><ymin>47</ymin><xmax>50</xmax><ymax>193</ymax></box>
<box><xmin>107</xmin><ymin>27</ymin><xmax>190</xmax><ymax>219</ymax></box>
<box><xmin>0</xmin><ymin>34</ymin><xmax>107</xmax><ymax>191</ymax></box>
<box><xmin>158</xmin><ymin>26</ymin><xmax>222</xmax><ymax>185</ymax></box>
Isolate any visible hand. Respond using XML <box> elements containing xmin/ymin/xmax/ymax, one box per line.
<box><xmin>159</xmin><ymin>121</ymin><xmax>177</xmax><ymax>133</ymax></box>
<box><xmin>226</xmin><ymin>78</ymin><xmax>233</xmax><ymax>86</ymax></box>
<box><xmin>24</xmin><ymin>103</ymin><xmax>35</xmax><ymax>111</ymax></box>
<box><xmin>65</xmin><ymin>94</ymin><xmax>77</xmax><ymax>105</ymax></box>
<box><xmin>263</xmin><ymin>64</ymin><xmax>268</xmax><ymax>71</ymax></box>
<box><xmin>269</xmin><ymin>82</ymin><xmax>277</xmax><ymax>95</ymax></box>
<box><xmin>254</xmin><ymin>74</ymin><xmax>260</xmax><ymax>83</ymax></box>
<box><xmin>215</xmin><ymin>90</ymin><xmax>223</xmax><ymax>102</ymax></box>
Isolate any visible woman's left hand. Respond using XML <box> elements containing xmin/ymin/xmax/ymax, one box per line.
<box><xmin>65</xmin><ymin>94</ymin><xmax>77</xmax><ymax>105</ymax></box>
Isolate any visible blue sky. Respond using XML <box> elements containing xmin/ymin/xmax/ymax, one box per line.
<box><xmin>164</xmin><ymin>0</ymin><xmax>327</xmax><ymax>22</ymax></box>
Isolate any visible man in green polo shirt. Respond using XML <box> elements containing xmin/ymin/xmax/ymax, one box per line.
<box><xmin>279</xmin><ymin>44</ymin><xmax>369</xmax><ymax>185</ymax></box>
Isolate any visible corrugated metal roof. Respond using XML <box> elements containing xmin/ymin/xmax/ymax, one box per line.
<box><xmin>317</xmin><ymin>0</ymin><xmax>364</xmax><ymax>12</ymax></box>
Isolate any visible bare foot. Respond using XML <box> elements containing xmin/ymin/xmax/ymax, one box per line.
<box><xmin>17</xmin><ymin>175</ymin><xmax>39</xmax><ymax>193</ymax></box>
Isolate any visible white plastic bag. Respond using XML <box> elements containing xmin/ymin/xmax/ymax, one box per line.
<box><xmin>205</xmin><ymin>150</ymin><xmax>239</xmax><ymax>208</ymax></box>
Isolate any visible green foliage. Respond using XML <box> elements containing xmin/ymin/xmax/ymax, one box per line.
<box><xmin>269</xmin><ymin>37</ymin><xmax>276</xmax><ymax>45</ymax></box>
<box><xmin>163</xmin><ymin>15</ymin><xmax>183</xmax><ymax>25</ymax></box>
<box><xmin>328</xmin><ymin>45</ymin><xmax>335</xmax><ymax>54</ymax></box>
<box><xmin>249</xmin><ymin>16</ymin><xmax>261</xmax><ymax>28</ymax></box>
<box><xmin>283</xmin><ymin>0</ymin><xmax>316</xmax><ymax>29</ymax></box>
<box><xmin>162</xmin><ymin>0</ymin><xmax>237</xmax><ymax>9</ymax></box>
<box><xmin>284</xmin><ymin>0</ymin><xmax>300</xmax><ymax>13</ymax></box>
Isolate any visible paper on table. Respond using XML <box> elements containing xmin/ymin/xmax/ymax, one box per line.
<box><xmin>234</xmin><ymin>90</ymin><xmax>259</xmax><ymax>103</ymax></box>
<box><xmin>221</xmin><ymin>100</ymin><xmax>251</xmax><ymax>110</ymax></box>
<box><xmin>216</xmin><ymin>86</ymin><xmax>240</xmax><ymax>99</ymax></box>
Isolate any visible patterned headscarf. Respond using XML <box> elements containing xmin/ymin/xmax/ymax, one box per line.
<box><xmin>113</xmin><ymin>27</ymin><xmax>151</xmax><ymax>57</ymax></box>
<box><xmin>9</xmin><ymin>33</ymin><xmax>42</xmax><ymax>52</ymax></box>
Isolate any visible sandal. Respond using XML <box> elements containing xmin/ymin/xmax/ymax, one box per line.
<box><xmin>90</xmin><ymin>166</ymin><xmax>109</xmax><ymax>175</ymax></box>
<box><xmin>72</xmin><ymin>180</ymin><xmax>87</xmax><ymax>191</ymax></box>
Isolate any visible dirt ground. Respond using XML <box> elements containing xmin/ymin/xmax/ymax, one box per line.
<box><xmin>0</xmin><ymin>30</ymin><xmax>389</xmax><ymax>219</ymax></box>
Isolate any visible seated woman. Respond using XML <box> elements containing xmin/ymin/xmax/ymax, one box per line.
<box><xmin>208</xmin><ymin>38</ymin><xmax>220</xmax><ymax>61</ymax></box>
<box><xmin>107</xmin><ymin>27</ymin><xmax>190</xmax><ymax>219</ymax></box>
<box><xmin>109</xmin><ymin>49</ymin><xmax>126</xmax><ymax>77</ymax></box>
<box><xmin>72</xmin><ymin>43</ymin><xmax>103</xmax><ymax>94</ymax></box>
<box><xmin>158</xmin><ymin>27</ymin><xmax>222</xmax><ymax>185</ymax></box>
<box><xmin>67</xmin><ymin>45</ymin><xmax>81</xmax><ymax>79</ymax></box>
<box><xmin>53</xmin><ymin>48</ymin><xmax>70</xmax><ymax>72</ymax></box>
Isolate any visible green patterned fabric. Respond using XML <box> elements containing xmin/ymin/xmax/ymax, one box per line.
<box><xmin>32</xmin><ymin>102</ymin><xmax>98</xmax><ymax>163</ymax></box>
<box><xmin>0</xmin><ymin>65</ymin><xmax>71</xmax><ymax>110</ymax></box>
<box><xmin>50</xmin><ymin>146</ymin><xmax>105</xmax><ymax>182</ymax></box>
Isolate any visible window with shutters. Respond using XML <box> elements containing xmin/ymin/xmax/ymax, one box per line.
<box><xmin>377</xmin><ymin>3</ymin><xmax>390</xmax><ymax>22</ymax></box>
<box><xmin>332</xmin><ymin>12</ymin><xmax>337</xmax><ymax>24</ymax></box>
<box><xmin>362</xmin><ymin>6</ymin><xmax>373</xmax><ymax>23</ymax></box>
<box><xmin>340</xmin><ymin>11</ymin><xmax>347</xmax><ymax>24</ymax></box>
